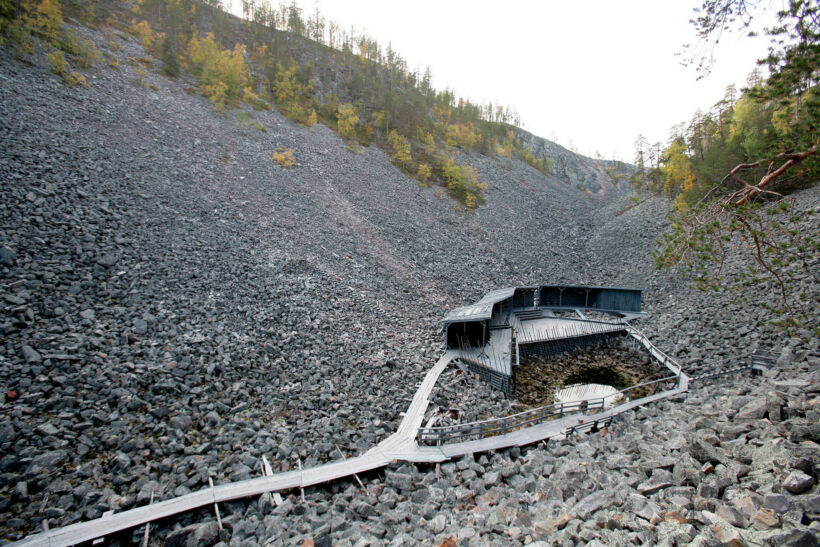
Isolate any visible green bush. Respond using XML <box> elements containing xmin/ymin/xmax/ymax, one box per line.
<box><xmin>187</xmin><ymin>33</ymin><xmax>260</xmax><ymax>112</ymax></box>
<box><xmin>437</xmin><ymin>154</ymin><xmax>487</xmax><ymax>210</ymax></box>
<box><xmin>161</xmin><ymin>36</ymin><xmax>180</xmax><ymax>77</ymax></box>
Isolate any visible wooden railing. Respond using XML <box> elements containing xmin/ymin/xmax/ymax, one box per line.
<box><xmin>417</xmin><ymin>374</ymin><xmax>679</xmax><ymax>445</ymax></box>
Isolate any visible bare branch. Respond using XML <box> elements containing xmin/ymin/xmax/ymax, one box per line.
<box><xmin>734</xmin><ymin>145</ymin><xmax>819</xmax><ymax>205</ymax></box>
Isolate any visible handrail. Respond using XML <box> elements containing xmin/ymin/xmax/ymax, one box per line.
<box><xmin>420</xmin><ymin>373</ymin><xmax>678</xmax><ymax>434</ymax></box>
<box><xmin>567</xmin><ymin>416</ymin><xmax>614</xmax><ymax>437</ymax></box>
<box><xmin>418</xmin><ymin>373</ymin><xmax>679</xmax><ymax>444</ymax></box>
<box><xmin>625</xmin><ymin>325</ymin><xmax>680</xmax><ymax>372</ymax></box>
<box><xmin>420</xmin><ymin>322</ymin><xmax>686</xmax><ymax>446</ymax></box>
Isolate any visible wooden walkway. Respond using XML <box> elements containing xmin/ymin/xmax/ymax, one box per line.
<box><xmin>11</xmin><ymin>354</ymin><xmax>456</xmax><ymax>547</ymax></box>
<box><xmin>13</xmin><ymin>336</ymin><xmax>689</xmax><ymax>547</ymax></box>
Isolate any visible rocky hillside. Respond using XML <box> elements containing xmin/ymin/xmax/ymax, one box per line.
<box><xmin>512</xmin><ymin>128</ymin><xmax>631</xmax><ymax>196</ymax></box>
<box><xmin>1</xmin><ymin>16</ymin><xmax>818</xmax><ymax>547</ymax></box>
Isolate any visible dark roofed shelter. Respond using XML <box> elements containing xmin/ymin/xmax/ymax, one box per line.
<box><xmin>442</xmin><ymin>284</ymin><xmax>644</xmax><ymax>395</ymax></box>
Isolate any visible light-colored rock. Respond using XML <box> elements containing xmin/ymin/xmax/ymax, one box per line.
<box><xmin>751</xmin><ymin>508</ymin><xmax>780</xmax><ymax>530</ymax></box>
<box><xmin>712</xmin><ymin>523</ymin><xmax>748</xmax><ymax>547</ymax></box>
<box><xmin>783</xmin><ymin>470</ymin><xmax>814</xmax><ymax>494</ymax></box>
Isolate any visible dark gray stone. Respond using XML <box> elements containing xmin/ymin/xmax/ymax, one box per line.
<box><xmin>783</xmin><ymin>470</ymin><xmax>815</xmax><ymax>494</ymax></box>
<box><xmin>96</xmin><ymin>252</ymin><xmax>119</xmax><ymax>267</ymax></box>
<box><xmin>170</xmin><ymin>415</ymin><xmax>193</xmax><ymax>431</ymax></box>
<box><xmin>386</xmin><ymin>471</ymin><xmax>413</xmax><ymax>491</ymax></box>
<box><xmin>133</xmin><ymin>318</ymin><xmax>148</xmax><ymax>334</ymax></box>
<box><xmin>572</xmin><ymin>490</ymin><xmax>612</xmax><ymax>519</ymax></box>
<box><xmin>22</xmin><ymin>345</ymin><xmax>41</xmax><ymax>364</ymax></box>
<box><xmin>638</xmin><ymin>469</ymin><xmax>674</xmax><ymax>495</ymax></box>
<box><xmin>165</xmin><ymin>521</ymin><xmax>219</xmax><ymax>547</ymax></box>
<box><xmin>30</xmin><ymin>450</ymin><xmax>68</xmax><ymax>469</ymax></box>
<box><xmin>350</xmin><ymin>499</ymin><xmax>377</xmax><ymax>517</ymax></box>
<box><xmin>716</xmin><ymin>504</ymin><xmax>747</xmax><ymax>528</ymax></box>
<box><xmin>763</xmin><ymin>494</ymin><xmax>790</xmax><ymax>514</ymax></box>
<box><xmin>36</xmin><ymin>423</ymin><xmax>59</xmax><ymax>436</ymax></box>
<box><xmin>735</xmin><ymin>398</ymin><xmax>768</xmax><ymax>420</ymax></box>
<box><xmin>0</xmin><ymin>246</ymin><xmax>16</xmax><ymax>266</ymax></box>
<box><xmin>689</xmin><ymin>438</ymin><xmax>727</xmax><ymax>465</ymax></box>
<box><xmin>483</xmin><ymin>470</ymin><xmax>500</xmax><ymax>486</ymax></box>
<box><xmin>777</xmin><ymin>529</ymin><xmax>819</xmax><ymax>547</ymax></box>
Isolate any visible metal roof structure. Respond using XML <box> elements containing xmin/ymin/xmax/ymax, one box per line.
<box><xmin>442</xmin><ymin>287</ymin><xmax>517</xmax><ymax>323</ymax></box>
<box><xmin>441</xmin><ymin>284</ymin><xmax>648</xmax><ymax>396</ymax></box>
<box><xmin>443</xmin><ymin>284</ymin><xmax>643</xmax><ymax>324</ymax></box>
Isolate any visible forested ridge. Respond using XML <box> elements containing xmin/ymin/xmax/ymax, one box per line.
<box><xmin>630</xmin><ymin>0</ymin><xmax>819</xmax><ymax>330</ymax></box>
<box><xmin>0</xmin><ymin>0</ymin><xmax>583</xmax><ymax>210</ymax></box>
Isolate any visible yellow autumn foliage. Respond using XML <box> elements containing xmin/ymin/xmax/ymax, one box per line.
<box><xmin>417</xmin><ymin>163</ymin><xmax>431</xmax><ymax>184</ymax></box>
<box><xmin>661</xmin><ymin>139</ymin><xmax>695</xmax><ymax>195</ymax></box>
<box><xmin>188</xmin><ymin>33</ymin><xmax>256</xmax><ymax>112</ymax></box>
<box><xmin>440</xmin><ymin>154</ymin><xmax>487</xmax><ymax>210</ymax></box>
<box><xmin>337</xmin><ymin>103</ymin><xmax>359</xmax><ymax>143</ymax></box>
<box><xmin>272</xmin><ymin>147</ymin><xmax>296</xmax><ymax>168</ymax></box>
<box><xmin>445</xmin><ymin>122</ymin><xmax>479</xmax><ymax>150</ymax></box>
<box><xmin>130</xmin><ymin>19</ymin><xmax>157</xmax><ymax>49</ymax></box>
<box><xmin>24</xmin><ymin>0</ymin><xmax>62</xmax><ymax>40</ymax></box>
<box><xmin>388</xmin><ymin>130</ymin><xmax>412</xmax><ymax>166</ymax></box>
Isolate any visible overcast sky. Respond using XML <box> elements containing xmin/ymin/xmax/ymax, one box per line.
<box><xmin>226</xmin><ymin>0</ymin><xmax>773</xmax><ymax>161</ymax></box>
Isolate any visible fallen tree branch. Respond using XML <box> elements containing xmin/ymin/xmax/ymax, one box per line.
<box><xmin>656</xmin><ymin>142</ymin><xmax>818</xmax><ymax>324</ymax></box>
<box><xmin>728</xmin><ymin>144</ymin><xmax>818</xmax><ymax>205</ymax></box>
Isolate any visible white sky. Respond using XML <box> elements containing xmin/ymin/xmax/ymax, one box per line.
<box><xmin>226</xmin><ymin>0</ymin><xmax>774</xmax><ymax>161</ymax></box>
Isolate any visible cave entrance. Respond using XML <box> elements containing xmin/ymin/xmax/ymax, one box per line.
<box><xmin>514</xmin><ymin>341</ymin><xmax>663</xmax><ymax>408</ymax></box>
<box><xmin>561</xmin><ymin>366</ymin><xmax>630</xmax><ymax>389</ymax></box>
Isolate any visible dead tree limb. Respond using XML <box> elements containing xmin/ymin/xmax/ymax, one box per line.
<box><xmin>728</xmin><ymin>144</ymin><xmax>818</xmax><ymax>205</ymax></box>
<box><xmin>659</xmin><ymin>142</ymin><xmax>818</xmax><ymax>318</ymax></box>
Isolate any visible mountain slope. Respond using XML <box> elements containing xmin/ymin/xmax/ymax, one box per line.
<box><xmin>0</xmin><ymin>22</ymin><xmax>631</xmax><ymax>536</ymax></box>
<box><xmin>0</xmin><ymin>15</ymin><xmax>818</xmax><ymax>547</ymax></box>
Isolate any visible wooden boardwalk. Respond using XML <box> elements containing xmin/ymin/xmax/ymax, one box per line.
<box><xmin>10</xmin><ymin>353</ymin><xmax>456</xmax><ymax>547</ymax></box>
<box><xmin>13</xmin><ymin>335</ymin><xmax>689</xmax><ymax>547</ymax></box>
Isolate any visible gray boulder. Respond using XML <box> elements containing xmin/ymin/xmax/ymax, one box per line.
<box><xmin>0</xmin><ymin>246</ymin><xmax>16</xmax><ymax>266</ymax></box>
<box><xmin>165</xmin><ymin>521</ymin><xmax>219</xmax><ymax>547</ymax></box>
<box><xmin>783</xmin><ymin>470</ymin><xmax>815</xmax><ymax>494</ymax></box>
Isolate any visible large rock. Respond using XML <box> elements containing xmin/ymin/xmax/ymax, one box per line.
<box><xmin>29</xmin><ymin>450</ymin><xmax>68</xmax><ymax>469</ymax></box>
<box><xmin>572</xmin><ymin>490</ymin><xmax>612</xmax><ymax>519</ymax></box>
<box><xmin>136</xmin><ymin>480</ymin><xmax>160</xmax><ymax>505</ymax></box>
<box><xmin>0</xmin><ymin>246</ymin><xmax>16</xmax><ymax>266</ymax></box>
<box><xmin>430</xmin><ymin>514</ymin><xmax>446</xmax><ymax>534</ymax></box>
<box><xmin>751</xmin><ymin>508</ymin><xmax>780</xmax><ymax>530</ymax></box>
<box><xmin>716</xmin><ymin>504</ymin><xmax>747</xmax><ymax>528</ymax></box>
<box><xmin>711</xmin><ymin>523</ymin><xmax>748</xmax><ymax>547</ymax></box>
<box><xmin>771</xmin><ymin>529</ymin><xmax>820</xmax><ymax>547</ymax></box>
<box><xmin>638</xmin><ymin>469</ymin><xmax>674</xmax><ymax>495</ymax></box>
<box><xmin>734</xmin><ymin>398</ymin><xmax>768</xmax><ymax>421</ymax></box>
<box><xmin>783</xmin><ymin>470</ymin><xmax>815</xmax><ymax>494</ymax></box>
<box><xmin>350</xmin><ymin>499</ymin><xmax>377</xmax><ymax>518</ymax></box>
<box><xmin>165</xmin><ymin>521</ymin><xmax>219</xmax><ymax>547</ymax></box>
<box><xmin>22</xmin><ymin>345</ymin><xmax>41</xmax><ymax>364</ymax></box>
<box><xmin>96</xmin><ymin>252</ymin><xmax>119</xmax><ymax>267</ymax></box>
<box><xmin>169</xmin><ymin>414</ymin><xmax>193</xmax><ymax>431</ymax></box>
<box><xmin>763</xmin><ymin>494</ymin><xmax>790</xmax><ymax>514</ymax></box>
<box><xmin>689</xmin><ymin>438</ymin><xmax>728</xmax><ymax>465</ymax></box>
<box><xmin>385</xmin><ymin>471</ymin><xmax>413</xmax><ymax>491</ymax></box>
